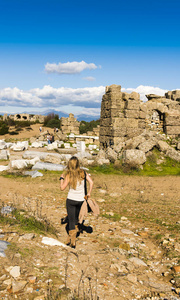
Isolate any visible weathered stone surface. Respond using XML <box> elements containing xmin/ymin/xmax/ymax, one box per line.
<box><xmin>129</xmin><ymin>257</ymin><xmax>147</xmax><ymax>267</ymax></box>
<box><xmin>157</xmin><ymin>140</ymin><xmax>171</xmax><ymax>152</ymax></box>
<box><xmin>32</xmin><ymin>162</ymin><xmax>65</xmax><ymax>171</ymax></box>
<box><xmin>61</xmin><ymin>113</ymin><xmax>80</xmax><ymax>134</ymax></box>
<box><xmin>125</xmin><ymin>100</ymin><xmax>140</xmax><ymax>110</ymax></box>
<box><xmin>165</xmin><ymin>125</ymin><xmax>180</xmax><ymax>135</ymax></box>
<box><xmin>0</xmin><ymin>240</ymin><xmax>10</xmax><ymax>257</ymax></box>
<box><xmin>44</xmin><ymin>154</ymin><xmax>62</xmax><ymax>164</ymax></box>
<box><xmin>124</xmin><ymin>109</ymin><xmax>139</xmax><ymax>119</ymax></box>
<box><xmin>100</xmin><ymin>85</ymin><xmax>180</xmax><ymax>150</ymax></box>
<box><xmin>0</xmin><ymin>150</ymin><xmax>9</xmax><ymax>160</ymax></box>
<box><xmin>18</xmin><ymin>233</ymin><xmax>35</xmax><ymax>241</ymax></box>
<box><xmin>95</xmin><ymin>149</ymin><xmax>110</xmax><ymax>165</ymax></box>
<box><xmin>106</xmin><ymin>147</ymin><xmax>117</xmax><ymax>162</ymax></box>
<box><xmin>0</xmin><ymin>165</ymin><xmax>9</xmax><ymax>172</ymax></box>
<box><xmin>23</xmin><ymin>151</ymin><xmax>48</xmax><ymax>160</ymax></box>
<box><xmin>165</xmin><ymin>114</ymin><xmax>180</xmax><ymax>126</ymax></box>
<box><xmin>166</xmin><ymin>148</ymin><xmax>180</xmax><ymax>162</ymax></box>
<box><xmin>31</xmin><ymin>141</ymin><xmax>44</xmax><ymax>148</ymax></box>
<box><xmin>138</xmin><ymin>139</ymin><xmax>157</xmax><ymax>153</ymax></box>
<box><xmin>9</xmin><ymin>266</ymin><xmax>20</xmax><ymax>278</ymax></box>
<box><xmin>0</xmin><ymin>140</ymin><xmax>7</xmax><ymax>150</ymax></box>
<box><xmin>11</xmin><ymin>280</ymin><xmax>27</xmax><ymax>293</ymax></box>
<box><xmin>126</xmin><ymin>274</ymin><xmax>137</xmax><ymax>284</ymax></box>
<box><xmin>123</xmin><ymin>149</ymin><xmax>146</xmax><ymax>165</ymax></box>
<box><xmin>146</xmin><ymin>278</ymin><xmax>172</xmax><ymax>292</ymax></box>
<box><xmin>125</xmin><ymin>136</ymin><xmax>146</xmax><ymax>149</ymax></box>
<box><xmin>10</xmin><ymin>157</ymin><xmax>39</xmax><ymax>169</ymax></box>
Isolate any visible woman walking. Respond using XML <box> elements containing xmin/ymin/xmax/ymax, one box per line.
<box><xmin>60</xmin><ymin>156</ymin><xmax>93</xmax><ymax>248</ymax></box>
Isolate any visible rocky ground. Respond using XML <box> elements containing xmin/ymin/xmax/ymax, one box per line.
<box><xmin>0</xmin><ymin>125</ymin><xmax>180</xmax><ymax>300</ymax></box>
<box><xmin>0</xmin><ymin>173</ymin><xmax>180</xmax><ymax>300</ymax></box>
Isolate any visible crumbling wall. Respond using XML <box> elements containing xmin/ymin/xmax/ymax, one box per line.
<box><xmin>61</xmin><ymin>113</ymin><xmax>80</xmax><ymax>135</ymax></box>
<box><xmin>3</xmin><ymin>113</ymin><xmax>45</xmax><ymax>123</ymax></box>
<box><xmin>99</xmin><ymin>84</ymin><xmax>180</xmax><ymax>149</ymax></box>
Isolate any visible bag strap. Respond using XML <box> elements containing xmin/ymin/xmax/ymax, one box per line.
<box><xmin>84</xmin><ymin>170</ymin><xmax>88</xmax><ymax>200</ymax></box>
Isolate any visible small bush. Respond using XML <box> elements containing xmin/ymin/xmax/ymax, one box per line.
<box><xmin>122</xmin><ymin>162</ymin><xmax>140</xmax><ymax>174</ymax></box>
<box><xmin>9</xmin><ymin>131</ymin><xmax>19</xmax><ymax>135</ymax></box>
<box><xmin>15</xmin><ymin>121</ymin><xmax>31</xmax><ymax>128</ymax></box>
<box><xmin>0</xmin><ymin>123</ymin><xmax>9</xmax><ymax>135</ymax></box>
<box><xmin>15</xmin><ymin>127</ymin><xmax>23</xmax><ymax>132</ymax></box>
<box><xmin>79</xmin><ymin>119</ymin><xmax>100</xmax><ymax>134</ymax></box>
<box><xmin>47</xmin><ymin>118</ymin><xmax>60</xmax><ymax>129</ymax></box>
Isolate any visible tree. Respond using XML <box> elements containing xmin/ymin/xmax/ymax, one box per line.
<box><xmin>79</xmin><ymin>119</ymin><xmax>100</xmax><ymax>134</ymax></box>
<box><xmin>44</xmin><ymin>113</ymin><xmax>60</xmax><ymax>129</ymax></box>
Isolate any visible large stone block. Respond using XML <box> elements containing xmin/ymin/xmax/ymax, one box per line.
<box><xmin>129</xmin><ymin>92</ymin><xmax>140</xmax><ymax>101</ymax></box>
<box><xmin>165</xmin><ymin>126</ymin><xmax>180</xmax><ymax>135</ymax></box>
<box><xmin>139</xmin><ymin>111</ymin><xmax>146</xmax><ymax>119</ymax></box>
<box><xmin>126</xmin><ymin>128</ymin><xmax>143</xmax><ymax>138</ymax></box>
<box><xmin>113</xmin><ymin>128</ymin><xmax>127</xmax><ymax>137</ymax></box>
<box><xmin>138</xmin><ymin>138</ymin><xmax>157</xmax><ymax>153</ymax></box>
<box><xmin>138</xmin><ymin>120</ymin><xmax>146</xmax><ymax>129</ymax></box>
<box><xmin>109</xmin><ymin>92</ymin><xmax>123</xmax><ymax>101</ymax></box>
<box><xmin>105</xmin><ymin>84</ymin><xmax>121</xmax><ymax>94</ymax></box>
<box><xmin>122</xmin><ymin>93</ymin><xmax>130</xmax><ymax>101</ymax></box>
<box><xmin>165</xmin><ymin>115</ymin><xmax>180</xmax><ymax>126</ymax></box>
<box><xmin>125</xmin><ymin>100</ymin><xmax>140</xmax><ymax>110</ymax></box>
<box><xmin>166</xmin><ymin>148</ymin><xmax>180</xmax><ymax>162</ymax></box>
<box><xmin>101</xmin><ymin>117</ymin><xmax>111</xmax><ymax>127</ymax></box>
<box><xmin>111</xmin><ymin>109</ymin><xmax>124</xmax><ymax>118</ymax></box>
<box><xmin>125</xmin><ymin>136</ymin><xmax>146</xmax><ymax>149</ymax></box>
<box><xmin>124</xmin><ymin>110</ymin><xmax>139</xmax><ymax>119</ymax></box>
<box><xmin>123</xmin><ymin>149</ymin><xmax>146</xmax><ymax>165</ymax></box>
<box><xmin>112</xmin><ymin>118</ymin><xmax>138</xmax><ymax>128</ymax></box>
<box><xmin>166</xmin><ymin>90</ymin><xmax>180</xmax><ymax>101</ymax></box>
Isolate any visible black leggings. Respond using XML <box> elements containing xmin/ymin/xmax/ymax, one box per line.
<box><xmin>66</xmin><ymin>198</ymin><xmax>84</xmax><ymax>231</ymax></box>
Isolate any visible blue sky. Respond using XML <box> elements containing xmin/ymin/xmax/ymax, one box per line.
<box><xmin>0</xmin><ymin>0</ymin><xmax>180</xmax><ymax>118</ymax></box>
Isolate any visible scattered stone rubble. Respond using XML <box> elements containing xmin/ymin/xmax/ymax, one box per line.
<box><xmin>0</xmin><ymin>209</ymin><xmax>180</xmax><ymax>299</ymax></box>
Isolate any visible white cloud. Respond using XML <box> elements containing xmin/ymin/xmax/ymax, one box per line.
<box><xmin>122</xmin><ymin>85</ymin><xmax>168</xmax><ymax>101</ymax></box>
<box><xmin>1</xmin><ymin>85</ymin><xmax>178</xmax><ymax>116</ymax></box>
<box><xmin>0</xmin><ymin>87</ymin><xmax>42</xmax><ymax>107</ymax></box>
<box><xmin>83</xmin><ymin>76</ymin><xmax>96</xmax><ymax>81</ymax></box>
<box><xmin>45</xmin><ymin>61</ymin><xmax>98</xmax><ymax>74</ymax></box>
<box><xmin>0</xmin><ymin>85</ymin><xmax>105</xmax><ymax>109</ymax></box>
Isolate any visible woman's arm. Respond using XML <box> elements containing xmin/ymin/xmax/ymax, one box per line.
<box><xmin>60</xmin><ymin>174</ymin><xmax>69</xmax><ymax>191</ymax></box>
<box><xmin>86</xmin><ymin>173</ymin><xmax>93</xmax><ymax>198</ymax></box>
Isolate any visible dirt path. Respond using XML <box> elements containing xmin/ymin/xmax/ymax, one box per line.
<box><xmin>0</xmin><ymin>127</ymin><xmax>180</xmax><ymax>299</ymax></box>
<box><xmin>0</xmin><ymin>174</ymin><xmax>180</xmax><ymax>299</ymax></box>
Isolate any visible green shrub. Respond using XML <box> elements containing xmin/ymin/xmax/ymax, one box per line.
<box><xmin>0</xmin><ymin>123</ymin><xmax>9</xmax><ymax>135</ymax></box>
<box><xmin>46</xmin><ymin>118</ymin><xmax>60</xmax><ymax>129</ymax></box>
<box><xmin>79</xmin><ymin>119</ymin><xmax>100</xmax><ymax>134</ymax></box>
<box><xmin>44</xmin><ymin>113</ymin><xmax>60</xmax><ymax>126</ymax></box>
<box><xmin>15</xmin><ymin>120</ymin><xmax>31</xmax><ymax>128</ymax></box>
<box><xmin>9</xmin><ymin>131</ymin><xmax>19</xmax><ymax>135</ymax></box>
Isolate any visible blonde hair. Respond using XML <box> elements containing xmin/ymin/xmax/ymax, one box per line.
<box><xmin>66</xmin><ymin>156</ymin><xmax>84</xmax><ymax>189</ymax></box>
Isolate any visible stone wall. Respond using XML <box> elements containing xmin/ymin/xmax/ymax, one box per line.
<box><xmin>99</xmin><ymin>84</ymin><xmax>180</xmax><ymax>149</ymax></box>
<box><xmin>61</xmin><ymin>113</ymin><xmax>80</xmax><ymax>134</ymax></box>
<box><xmin>3</xmin><ymin>113</ymin><xmax>45</xmax><ymax>123</ymax></box>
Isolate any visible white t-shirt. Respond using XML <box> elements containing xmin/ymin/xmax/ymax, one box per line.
<box><xmin>67</xmin><ymin>180</ymin><xmax>85</xmax><ymax>202</ymax></box>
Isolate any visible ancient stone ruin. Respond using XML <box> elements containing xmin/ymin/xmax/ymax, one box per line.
<box><xmin>61</xmin><ymin>113</ymin><xmax>80</xmax><ymax>135</ymax></box>
<box><xmin>3</xmin><ymin>113</ymin><xmax>45</xmax><ymax>123</ymax></box>
<box><xmin>99</xmin><ymin>84</ymin><xmax>180</xmax><ymax>149</ymax></box>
